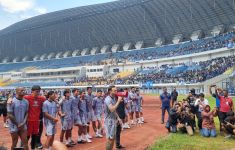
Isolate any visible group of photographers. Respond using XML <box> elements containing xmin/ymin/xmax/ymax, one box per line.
<box><xmin>162</xmin><ymin>85</ymin><xmax>235</xmax><ymax>138</ymax></box>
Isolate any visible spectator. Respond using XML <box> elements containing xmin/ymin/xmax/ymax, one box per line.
<box><xmin>171</xmin><ymin>87</ymin><xmax>178</xmax><ymax>106</ymax></box>
<box><xmin>201</xmin><ymin>105</ymin><xmax>217</xmax><ymax>137</ymax></box>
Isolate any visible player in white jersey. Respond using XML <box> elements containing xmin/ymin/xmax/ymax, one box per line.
<box><xmin>7</xmin><ymin>87</ymin><xmax>29</xmax><ymax>150</ymax></box>
<box><xmin>77</xmin><ymin>90</ymin><xmax>92</xmax><ymax>143</ymax></box>
<box><xmin>58</xmin><ymin>89</ymin><xmax>73</xmax><ymax>147</ymax></box>
<box><xmin>136</xmin><ymin>89</ymin><xmax>144</xmax><ymax>123</ymax></box>
<box><xmin>68</xmin><ymin>88</ymin><xmax>80</xmax><ymax>146</ymax></box>
<box><xmin>85</xmin><ymin>87</ymin><xmax>96</xmax><ymax>139</ymax></box>
<box><xmin>43</xmin><ymin>91</ymin><xmax>59</xmax><ymax>150</ymax></box>
<box><xmin>128</xmin><ymin>87</ymin><xmax>140</xmax><ymax>125</ymax></box>
<box><xmin>92</xmin><ymin>90</ymin><xmax>104</xmax><ymax>138</ymax></box>
<box><xmin>123</xmin><ymin>88</ymin><xmax>131</xmax><ymax>129</ymax></box>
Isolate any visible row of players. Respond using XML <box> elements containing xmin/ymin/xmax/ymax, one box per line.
<box><xmin>6</xmin><ymin>86</ymin><xmax>144</xmax><ymax>150</ymax></box>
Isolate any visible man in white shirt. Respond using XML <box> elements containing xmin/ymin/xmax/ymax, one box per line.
<box><xmin>194</xmin><ymin>93</ymin><xmax>209</xmax><ymax>132</ymax></box>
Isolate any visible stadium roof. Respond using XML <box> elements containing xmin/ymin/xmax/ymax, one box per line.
<box><xmin>0</xmin><ymin>0</ymin><xmax>234</xmax><ymax>59</ymax></box>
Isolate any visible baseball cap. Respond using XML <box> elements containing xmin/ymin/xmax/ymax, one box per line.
<box><xmin>189</xmin><ymin>88</ymin><xmax>195</xmax><ymax>94</ymax></box>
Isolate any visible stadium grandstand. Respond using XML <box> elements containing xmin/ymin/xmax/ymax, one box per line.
<box><xmin>0</xmin><ymin>0</ymin><xmax>235</xmax><ymax>94</ymax></box>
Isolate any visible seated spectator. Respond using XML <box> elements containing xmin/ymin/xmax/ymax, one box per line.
<box><xmin>178</xmin><ymin>105</ymin><xmax>194</xmax><ymax>136</ymax></box>
<box><xmin>165</xmin><ymin>103</ymin><xmax>181</xmax><ymax>133</ymax></box>
<box><xmin>201</xmin><ymin>105</ymin><xmax>217</xmax><ymax>137</ymax></box>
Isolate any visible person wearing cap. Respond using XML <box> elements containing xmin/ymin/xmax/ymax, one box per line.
<box><xmin>194</xmin><ymin>93</ymin><xmax>209</xmax><ymax>132</ymax></box>
<box><xmin>201</xmin><ymin>105</ymin><xmax>217</xmax><ymax>137</ymax></box>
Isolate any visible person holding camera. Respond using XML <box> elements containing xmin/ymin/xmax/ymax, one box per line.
<box><xmin>165</xmin><ymin>103</ymin><xmax>181</xmax><ymax>133</ymax></box>
<box><xmin>194</xmin><ymin>93</ymin><xmax>209</xmax><ymax>132</ymax></box>
<box><xmin>104</xmin><ymin>86</ymin><xmax>123</xmax><ymax>150</ymax></box>
<box><xmin>186</xmin><ymin>89</ymin><xmax>197</xmax><ymax>129</ymax></box>
<box><xmin>201</xmin><ymin>105</ymin><xmax>217</xmax><ymax>137</ymax></box>
<box><xmin>215</xmin><ymin>88</ymin><xmax>234</xmax><ymax>135</ymax></box>
<box><xmin>115</xmin><ymin>89</ymin><xmax>126</xmax><ymax>149</ymax></box>
<box><xmin>178</xmin><ymin>105</ymin><xmax>194</xmax><ymax>136</ymax></box>
<box><xmin>209</xmin><ymin>85</ymin><xmax>223</xmax><ymax>132</ymax></box>
<box><xmin>224</xmin><ymin>111</ymin><xmax>235</xmax><ymax>138</ymax></box>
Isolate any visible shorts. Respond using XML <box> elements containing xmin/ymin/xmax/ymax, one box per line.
<box><xmin>61</xmin><ymin>118</ymin><xmax>73</xmax><ymax>130</ymax></box>
<box><xmin>95</xmin><ymin>113</ymin><xmax>102</xmax><ymax>121</ymax></box>
<box><xmin>139</xmin><ymin>106</ymin><xmax>143</xmax><ymax>112</ymax></box>
<box><xmin>27</xmin><ymin>121</ymin><xmax>40</xmax><ymax>136</ymax></box>
<box><xmin>218</xmin><ymin>111</ymin><xmax>227</xmax><ymax>123</ymax></box>
<box><xmin>87</xmin><ymin>111</ymin><xmax>96</xmax><ymax>122</ymax></box>
<box><xmin>131</xmin><ymin>105</ymin><xmax>139</xmax><ymax>112</ymax></box>
<box><xmin>80</xmin><ymin>113</ymin><xmax>88</xmax><ymax>126</ymax></box>
<box><xmin>104</xmin><ymin>119</ymin><xmax>117</xmax><ymax>139</ymax></box>
<box><xmin>0</xmin><ymin>107</ymin><xmax>7</xmax><ymax>117</ymax></box>
<box><xmin>8</xmin><ymin>122</ymin><xmax>27</xmax><ymax>133</ymax></box>
<box><xmin>45</xmin><ymin>122</ymin><xmax>56</xmax><ymax>136</ymax></box>
<box><xmin>125</xmin><ymin>108</ymin><xmax>129</xmax><ymax>116</ymax></box>
<box><xmin>74</xmin><ymin>114</ymin><xmax>82</xmax><ymax>126</ymax></box>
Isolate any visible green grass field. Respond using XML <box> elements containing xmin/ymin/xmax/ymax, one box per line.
<box><xmin>148</xmin><ymin>95</ymin><xmax>235</xmax><ymax>150</ymax></box>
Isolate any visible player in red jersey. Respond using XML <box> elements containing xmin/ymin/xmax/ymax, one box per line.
<box><xmin>24</xmin><ymin>85</ymin><xmax>46</xmax><ymax>150</ymax></box>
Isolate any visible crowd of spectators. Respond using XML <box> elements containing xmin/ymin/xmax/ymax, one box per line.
<box><xmin>123</xmin><ymin>56</ymin><xmax>235</xmax><ymax>84</ymax></box>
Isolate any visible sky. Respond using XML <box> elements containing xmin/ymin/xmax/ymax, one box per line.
<box><xmin>0</xmin><ymin>0</ymin><xmax>116</xmax><ymax>30</ymax></box>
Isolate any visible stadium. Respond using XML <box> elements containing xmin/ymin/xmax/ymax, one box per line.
<box><xmin>0</xmin><ymin>0</ymin><xmax>235</xmax><ymax>149</ymax></box>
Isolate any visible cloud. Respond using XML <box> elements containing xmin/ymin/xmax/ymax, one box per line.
<box><xmin>19</xmin><ymin>14</ymin><xmax>33</xmax><ymax>19</ymax></box>
<box><xmin>0</xmin><ymin>0</ymin><xmax>34</xmax><ymax>13</ymax></box>
<box><xmin>34</xmin><ymin>7</ymin><xmax>47</xmax><ymax>14</ymax></box>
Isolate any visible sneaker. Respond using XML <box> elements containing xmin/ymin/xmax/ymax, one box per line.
<box><xmin>225</xmin><ymin>134</ymin><xmax>232</xmax><ymax>139</ymax></box>
<box><xmin>77</xmin><ymin>137</ymin><xmax>84</xmax><ymax>144</ymax></box>
<box><xmin>3</xmin><ymin>123</ymin><xmax>9</xmax><ymax>128</ymax></box>
<box><xmin>65</xmin><ymin>143</ymin><xmax>73</xmax><ymax>147</ymax></box>
<box><xmin>70</xmin><ymin>140</ymin><xmax>76</xmax><ymax>145</ymax></box>
<box><xmin>116</xmin><ymin>145</ymin><xmax>125</xmax><ymax>149</ymax></box>
<box><xmin>95</xmin><ymin>133</ymin><xmax>103</xmax><ymax>138</ymax></box>
<box><xmin>86</xmin><ymin>137</ymin><xmax>92</xmax><ymax>143</ymax></box>
<box><xmin>81</xmin><ymin>136</ymin><xmax>87</xmax><ymax>142</ymax></box>
<box><xmin>37</xmin><ymin>144</ymin><xmax>43</xmax><ymax>149</ymax></box>
<box><xmin>127</xmin><ymin>124</ymin><xmax>131</xmax><ymax>128</ymax></box>
<box><xmin>86</xmin><ymin>134</ymin><xmax>92</xmax><ymax>139</ymax></box>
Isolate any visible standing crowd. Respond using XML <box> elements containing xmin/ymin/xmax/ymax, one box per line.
<box><xmin>1</xmin><ymin>85</ymin><xmax>144</xmax><ymax>150</ymax></box>
<box><xmin>161</xmin><ymin>86</ymin><xmax>235</xmax><ymax>138</ymax></box>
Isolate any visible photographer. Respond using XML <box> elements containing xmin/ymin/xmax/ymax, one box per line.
<box><xmin>224</xmin><ymin>111</ymin><xmax>235</xmax><ymax>138</ymax></box>
<box><xmin>215</xmin><ymin>89</ymin><xmax>234</xmax><ymax>135</ymax></box>
<box><xmin>178</xmin><ymin>105</ymin><xmax>194</xmax><ymax>136</ymax></box>
<box><xmin>201</xmin><ymin>105</ymin><xmax>217</xmax><ymax>137</ymax></box>
<box><xmin>165</xmin><ymin>103</ymin><xmax>181</xmax><ymax>133</ymax></box>
<box><xmin>194</xmin><ymin>93</ymin><xmax>209</xmax><ymax>132</ymax></box>
<box><xmin>186</xmin><ymin>89</ymin><xmax>197</xmax><ymax>130</ymax></box>
<box><xmin>115</xmin><ymin>89</ymin><xmax>126</xmax><ymax>149</ymax></box>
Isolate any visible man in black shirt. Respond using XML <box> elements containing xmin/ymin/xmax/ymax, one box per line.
<box><xmin>171</xmin><ymin>87</ymin><xmax>178</xmax><ymax>106</ymax></box>
<box><xmin>116</xmin><ymin>89</ymin><xmax>126</xmax><ymax>149</ymax></box>
<box><xmin>0</xmin><ymin>91</ymin><xmax>8</xmax><ymax>128</ymax></box>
